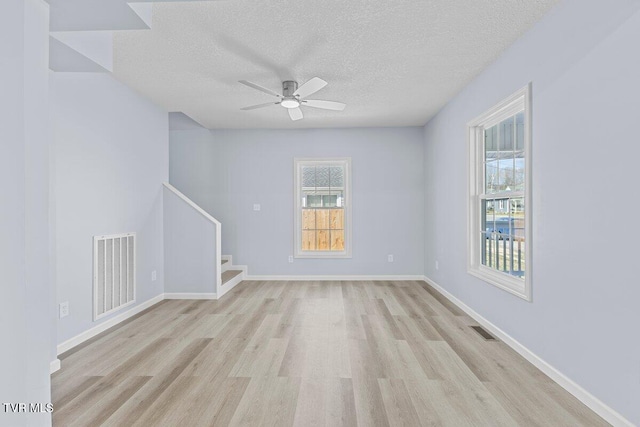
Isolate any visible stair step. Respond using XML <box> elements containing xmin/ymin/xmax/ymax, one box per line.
<box><xmin>221</xmin><ymin>269</ymin><xmax>242</xmax><ymax>285</ymax></box>
<box><xmin>221</xmin><ymin>259</ymin><xmax>228</xmax><ymax>265</ymax></box>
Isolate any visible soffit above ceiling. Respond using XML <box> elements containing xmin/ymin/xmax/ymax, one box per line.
<box><xmin>112</xmin><ymin>0</ymin><xmax>559</xmax><ymax>129</ymax></box>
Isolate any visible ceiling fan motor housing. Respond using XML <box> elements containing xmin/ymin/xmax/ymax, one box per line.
<box><xmin>283</xmin><ymin>81</ymin><xmax>298</xmax><ymax>97</ymax></box>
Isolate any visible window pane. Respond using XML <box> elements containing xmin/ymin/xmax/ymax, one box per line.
<box><xmin>511</xmin><ymin>197</ymin><xmax>525</xmax><ymax>241</ymax></box>
<box><xmin>483</xmin><ymin>234</ymin><xmax>499</xmax><ymax>269</ymax></box>
<box><xmin>330</xmin><ymin>230</ymin><xmax>344</xmax><ymax>251</ymax></box>
<box><xmin>307</xmin><ymin>194</ymin><xmax>322</xmax><ymax>207</ymax></box>
<box><xmin>302</xmin><ymin>166</ymin><xmax>316</xmax><ymax>188</ymax></box>
<box><xmin>483</xmin><ymin>199</ymin><xmax>495</xmax><ymax>238</ymax></box>
<box><xmin>482</xmin><ymin>197</ymin><xmax>526</xmax><ymax>278</ymax></box>
<box><xmin>330</xmin><ymin>209</ymin><xmax>344</xmax><ymax>230</ymax></box>
<box><xmin>302</xmin><ymin>230</ymin><xmax>316</xmax><ymax>251</ymax></box>
<box><xmin>498</xmin><ymin>158</ymin><xmax>514</xmax><ymax>192</ymax></box>
<box><xmin>316</xmin><ymin>166</ymin><xmax>330</xmax><ymax>188</ymax></box>
<box><xmin>316</xmin><ymin>230</ymin><xmax>330</xmax><ymax>251</ymax></box>
<box><xmin>329</xmin><ymin>166</ymin><xmax>344</xmax><ymax>188</ymax></box>
<box><xmin>495</xmin><ymin>198</ymin><xmax>509</xmax><ymax>217</ymax></box>
<box><xmin>485</xmin><ymin>125</ymin><xmax>497</xmax><ymax>153</ymax></box>
<box><xmin>302</xmin><ymin>209</ymin><xmax>315</xmax><ymax>230</ymax></box>
<box><xmin>511</xmin><ymin>236</ymin><xmax>526</xmax><ymax>278</ymax></box>
<box><xmin>514</xmin><ymin>153</ymin><xmax>525</xmax><ymax>192</ymax></box>
<box><xmin>316</xmin><ymin>209</ymin><xmax>330</xmax><ymax>229</ymax></box>
<box><xmin>515</xmin><ymin>111</ymin><xmax>525</xmax><ymax>151</ymax></box>
<box><xmin>499</xmin><ymin>116</ymin><xmax>514</xmax><ymax>151</ymax></box>
<box><xmin>499</xmin><ymin>236</ymin><xmax>511</xmax><ymax>273</ymax></box>
<box><xmin>485</xmin><ymin>160</ymin><xmax>498</xmax><ymax>194</ymax></box>
<box><xmin>481</xmin><ymin>199</ymin><xmax>494</xmax><ymax>268</ymax></box>
<box><xmin>484</xmin><ymin>226</ymin><xmax>512</xmax><ymax>272</ymax></box>
<box><xmin>322</xmin><ymin>194</ymin><xmax>337</xmax><ymax>207</ymax></box>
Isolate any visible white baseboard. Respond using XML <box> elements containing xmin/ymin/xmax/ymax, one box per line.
<box><xmin>217</xmin><ymin>268</ymin><xmax>245</xmax><ymax>299</ymax></box>
<box><xmin>164</xmin><ymin>293</ymin><xmax>217</xmax><ymax>300</ymax></box>
<box><xmin>422</xmin><ymin>276</ymin><xmax>634</xmax><ymax>427</ymax></box>
<box><xmin>57</xmin><ymin>293</ymin><xmax>164</xmax><ymax>355</ymax></box>
<box><xmin>244</xmin><ymin>274</ymin><xmax>425</xmax><ymax>281</ymax></box>
<box><xmin>50</xmin><ymin>359</ymin><xmax>60</xmax><ymax>374</ymax></box>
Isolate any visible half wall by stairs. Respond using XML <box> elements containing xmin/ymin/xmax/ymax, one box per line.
<box><xmin>163</xmin><ymin>182</ymin><xmax>244</xmax><ymax>299</ymax></box>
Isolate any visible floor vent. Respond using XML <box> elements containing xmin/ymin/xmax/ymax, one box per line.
<box><xmin>93</xmin><ymin>233</ymin><xmax>136</xmax><ymax>320</ymax></box>
<box><xmin>471</xmin><ymin>325</ymin><xmax>496</xmax><ymax>341</ymax></box>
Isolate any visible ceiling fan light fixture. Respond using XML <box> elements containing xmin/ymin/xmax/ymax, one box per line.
<box><xmin>239</xmin><ymin>77</ymin><xmax>346</xmax><ymax>120</ymax></box>
<box><xmin>280</xmin><ymin>98</ymin><xmax>300</xmax><ymax>109</ymax></box>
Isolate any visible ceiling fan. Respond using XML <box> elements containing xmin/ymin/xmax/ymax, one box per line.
<box><xmin>239</xmin><ymin>77</ymin><xmax>346</xmax><ymax>121</ymax></box>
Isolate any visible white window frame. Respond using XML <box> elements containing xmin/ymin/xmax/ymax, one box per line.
<box><xmin>294</xmin><ymin>158</ymin><xmax>352</xmax><ymax>259</ymax></box>
<box><xmin>467</xmin><ymin>84</ymin><xmax>532</xmax><ymax>301</ymax></box>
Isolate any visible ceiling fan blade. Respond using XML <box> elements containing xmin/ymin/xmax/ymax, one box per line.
<box><xmin>238</xmin><ymin>80</ymin><xmax>282</xmax><ymax>98</ymax></box>
<box><xmin>302</xmin><ymin>99</ymin><xmax>346</xmax><ymax>111</ymax></box>
<box><xmin>240</xmin><ymin>102</ymin><xmax>279</xmax><ymax>110</ymax></box>
<box><xmin>288</xmin><ymin>107</ymin><xmax>303</xmax><ymax>121</ymax></box>
<box><xmin>293</xmin><ymin>77</ymin><xmax>327</xmax><ymax>99</ymax></box>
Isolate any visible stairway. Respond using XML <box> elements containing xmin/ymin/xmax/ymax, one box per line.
<box><xmin>219</xmin><ymin>255</ymin><xmax>245</xmax><ymax>297</ymax></box>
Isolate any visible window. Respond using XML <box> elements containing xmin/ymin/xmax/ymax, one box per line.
<box><xmin>468</xmin><ymin>84</ymin><xmax>532</xmax><ymax>300</ymax></box>
<box><xmin>294</xmin><ymin>158</ymin><xmax>352</xmax><ymax>258</ymax></box>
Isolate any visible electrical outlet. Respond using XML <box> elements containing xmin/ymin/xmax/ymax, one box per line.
<box><xmin>59</xmin><ymin>301</ymin><xmax>69</xmax><ymax>319</ymax></box>
<box><xmin>435</xmin><ymin>260</ymin><xmax>439</xmax><ymax>270</ymax></box>
<box><xmin>151</xmin><ymin>270</ymin><xmax>157</xmax><ymax>281</ymax></box>
<box><xmin>253</xmin><ymin>204</ymin><xmax>261</xmax><ymax>211</ymax></box>
<box><xmin>288</xmin><ymin>255</ymin><xmax>294</xmax><ymax>263</ymax></box>
<box><xmin>387</xmin><ymin>254</ymin><xmax>394</xmax><ymax>263</ymax></box>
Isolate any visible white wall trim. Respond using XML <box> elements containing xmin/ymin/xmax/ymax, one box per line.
<box><xmin>57</xmin><ymin>293</ymin><xmax>164</xmax><ymax>355</ymax></box>
<box><xmin>217</xmin><ymin>272</ymin><xmax>244</xmax><ymax>299</ymax></box>
<box><xmin>50</xmin><ymin>359</ymin><xmax>61</xmax><ymax>374</ymax></box>
<box><xmin>244</xmin><ymin>274</ymin><xmax>425</xmax><ymax>281</ymax></box>
<box><xmin>162</xmin><ymin>182</ymin><xmax>220</xmax><ymax>226</ymax></box>
<box><xmin>422</xmin><ymin>276</ymin><xmax>634</xmax><ymax>427</ymax></box>
<box><xmin>164</xmin><ymin>293</ymin><xmax>217</xmax><ymax>300</ymax></box>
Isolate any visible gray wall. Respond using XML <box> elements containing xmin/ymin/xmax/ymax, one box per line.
<box><xmin>0</xmin><ymin>0</ymin><xmax>53</xmax><ymax>425</ymax></box>
<box><xmin>423</xmin><ymin>0</ymin><xmax>640</xmax><ymax>423</ymax></box>
<box><xmin>170</xmin><ymin>127</ymin><xmax>424</xmax><ymax>276</ymax></box>
<box><xmin>163</xmin><ymin>186</ymin><xmax>217</xmax><ymax>294</ymax></box>
<box><xmin>52</xmin><ymin>72</ymin><xmax>168</xmax><ymax>345</ymax></box>
<box><xmin>169</xmin><ymin>128</ymin><xmax>221</xmax><ymax>216</ymax></box>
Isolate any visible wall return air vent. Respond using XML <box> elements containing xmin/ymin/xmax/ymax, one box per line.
<box><xmin>93</xmin><ymin>233</ymin><xmax>136</xmax><ymax>320</ymax></box>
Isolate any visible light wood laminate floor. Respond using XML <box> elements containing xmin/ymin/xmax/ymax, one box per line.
<box><xmin>52</xmin><ymin>280</ymin><xmax>608</xmax><ymax>426</ymax></box>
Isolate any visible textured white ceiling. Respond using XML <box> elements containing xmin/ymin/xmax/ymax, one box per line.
<box><xmin>113</xmin><ymin>0</ymin><xmax>559</xmax><ymax>129</ymax></box>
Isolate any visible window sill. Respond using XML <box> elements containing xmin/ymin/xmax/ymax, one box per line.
<box><xmin>467</xmin><ymin>266</ymin><xmax>531</xmax><ymax>301</ymax></box>
<box><xmin>294</xmin><ymin>252</ymin><xmax>352</xmax><ymax>259</ymax></box>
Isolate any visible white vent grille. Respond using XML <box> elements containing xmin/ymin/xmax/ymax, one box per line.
<box><xmin>94</xmin><ymin>233</ymin><xmax>136</xmax><ymax>320</ymax></box>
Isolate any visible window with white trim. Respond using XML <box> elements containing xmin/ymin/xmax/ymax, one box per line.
<box><xmin>468</xmin><ymin>84</ymin><xmax>532</xmax><ymax>300</ymax></box>
<box><xmin>294</xmin><ymin>158</ymin><xmax>352</xmax><ymax>258</ymax></box>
